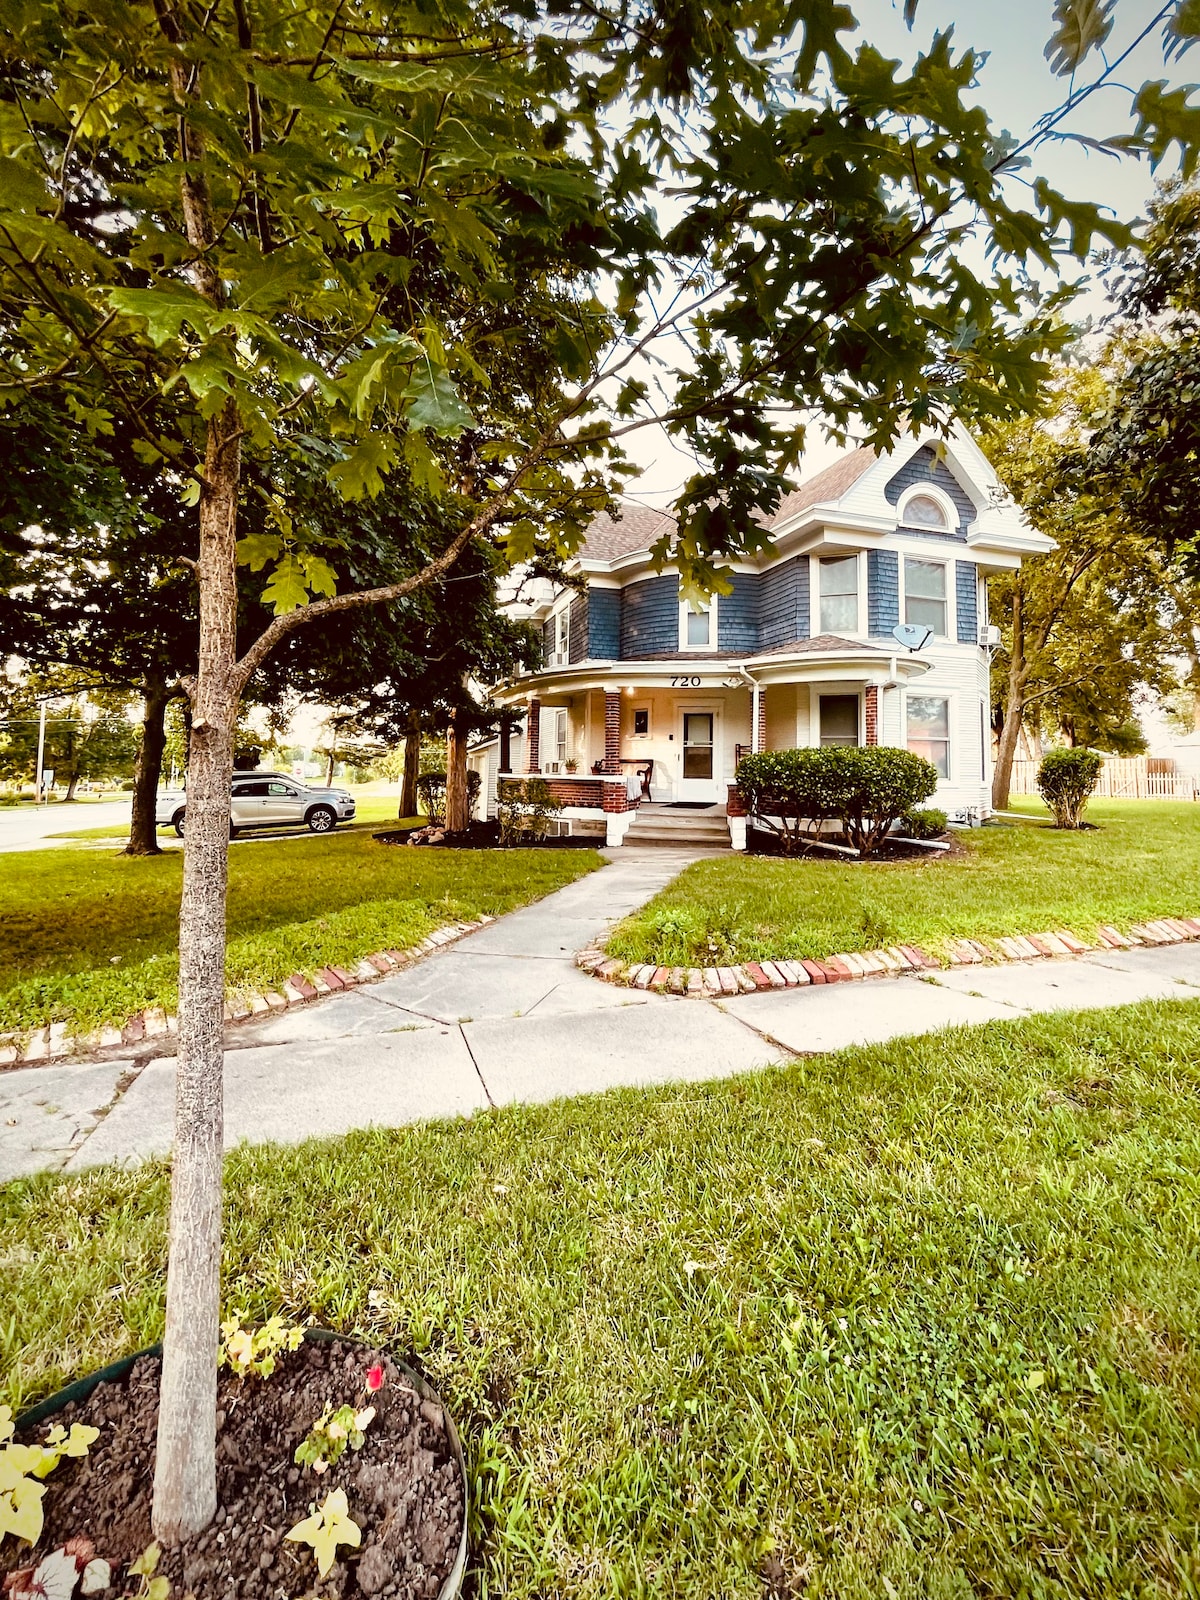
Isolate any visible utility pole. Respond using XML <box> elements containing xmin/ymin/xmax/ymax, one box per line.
<box><xmin>34</xmin><ymin>700</ymin><xmax>47</xmax><ymax>805</ymax></box>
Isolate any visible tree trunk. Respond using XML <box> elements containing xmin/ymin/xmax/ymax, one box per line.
<box><xmin>64</xmin><ymin>772</ymin><xmax>79</xmax><ymax>802</ymax></box>
<box><xmin>326</xmin><ymin>748</ymin><xmax>336</xmax><ymax>786</ymax></box>
<box><xmin>152</xmin><ymin>400</ymin><xmax>241</xmax><ymax>1545</ymax></box>
<box><xmin>126</xmin><ymin>681</ymin><xmax>170</xmax><ymax>857</ymax></box>
<box><xmin>445</xmin><ymin>707</ymin><xmax>470</xmax><ymax>832</ymax></box>
<box><xmin>400</xmin><ymin>711</ymin><xmax>420</xmax><ymax>819</ymax></box>
<box><xmin>991</xmin><ymin>587</ymin><xmax>1029</xmax><ymax>812</ymax></box>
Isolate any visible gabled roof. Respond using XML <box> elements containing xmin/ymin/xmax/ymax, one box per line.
<box><xmin>579</xmin><ymin>503</ymin><xmax>676</xmax><ymax>562</ymax></box>
<box><xmin>764</xmin><ymin>447</ymin><xmax>876</xmax><ymax>529</ymax></box>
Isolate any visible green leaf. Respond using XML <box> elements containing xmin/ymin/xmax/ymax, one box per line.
<box><xmin>180</xmin><ymin>479</ymin><xmax>201</xmax><ymax>508</ymax></box>
<box><xmin>1044</xmin><ymin>0</ymin><xmax>1115</xmax><ymax>77</ymax></box>
<box><xmin>237</xmin><ymin>531</ymin><xmax>282</xmax><ymax>572</ymax></box>
<box><xmin>402</xmin><ymin>364</ymin><xmax>474</xmax><ymax>435</ymax></box>
<box><xmin>326</xmin><ymin>435</ymin><xmax>400</xmax><ymax>500</ymax></box>
<box><xmin>0</xmin><ymin>156</ymin><xmax>51</xmax><ymax>214</ymax></box>
<box><xmin>260</xmin><ymin>553</ymin><xmax>312</xmax><ymax>614</ymax></box>
<box><xmin>105</xmin><ymin>285</ymin><xmax>214</xmax><ymax>347</ymax></box>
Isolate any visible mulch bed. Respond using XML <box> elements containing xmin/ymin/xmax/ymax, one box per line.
<box><xmin>10</xmin><ymin>1341</ymin><xmax>464</xmax><ymax>1600</ymax></box>
<box><xmin>373</xmin><ymin>822</ymin><xmax>595</xmax><ymax>849</ymax></box>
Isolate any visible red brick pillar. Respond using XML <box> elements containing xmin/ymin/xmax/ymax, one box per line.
<box><xmin>604</xmin><ymin>690</ymin><xmax>621</xmax><ymax>774</ymax></box>
<box><xmin>499</xmin><ymin>722</ymin><xmax>511</xmax><ymax>774</ymax></box>
<box><xmin>526</xmin><ymin>698</ymin><xmax>541</xmax><ymax>772</ymax></box>
<box><xmin>864</xmin><ymin>685</ymin><xmax>879</xmax><ymax>746</ymax></box>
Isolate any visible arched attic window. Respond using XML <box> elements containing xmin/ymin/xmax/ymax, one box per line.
<box><xmin>899</xmin><ymin>491</ymin><xmax>950</xmax><ymax>531</ymax></box>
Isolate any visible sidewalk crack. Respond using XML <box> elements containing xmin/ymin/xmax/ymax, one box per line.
<box><xmin>458</xmin><ymin>1024</ymin><xmax>494</xmax><ymax>1108</ymax></box>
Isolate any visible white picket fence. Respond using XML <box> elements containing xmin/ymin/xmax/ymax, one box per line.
<box><xmin>1008</xmin><ymin>756</ymin><xmax>1200</xmax><ymax>800</ymax></box>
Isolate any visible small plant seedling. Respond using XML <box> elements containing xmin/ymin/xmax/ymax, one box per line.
<box><xmin>218</xmin><ymin>1314</ymin><xmax>304</xmax><ymax>1379</ymax></box>
<box><xmin>0</xmin><ymin>1405</ymin><xmax>99</xmax><ymax>1550</ymax></box>
<box><xmin>286</xmin><ymin>1488</ymin><xmax>361</xmax><ymax>1578</ymax></box>
<box><xmin>294</xmin><ymin>1405</ymin><xmax>376</xmax><ymax>1474</ymax></box>
<box><xmin>124</xmin><ymin>1541</ymin><xmax>170</xmax><ymax>1599</ymax></box>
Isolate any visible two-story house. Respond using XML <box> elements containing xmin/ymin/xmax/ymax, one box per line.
<box><xmin>469</xmin><ymin>425</ymin><xmax>1051</xmax><ymax>847</ymax></box>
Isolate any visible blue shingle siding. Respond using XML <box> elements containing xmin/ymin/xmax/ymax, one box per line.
<box><xmin>759</xmin><ymin>557</ymin><xmax>811</xmax><ymax>650</ymax></box>
<box><xmin>586</xmin><ymin>586</ymin><xmax>620</xmax><ymax>659</ymax></box>
<box><xmin>956</xmin><ymin>561</ymin><xmax>978</xmax><ymax>644</ymax></box>
<box><xmin>621</xmin><ymin>575</ymin><xmax>678</xmax><ymax>657</ymax></box>
<box><xmin>568</xmin><ymin>593</ymin><xmax>588</xmax><ymax>664</ymax></box>
<box><xmin>867</xmin><ymin>550</ymin><xmax>900</xmax><ymax>637</ymax></box>
<box><xmin>884</xmin><ymin>445</ymin><xmax>973</xmax><ymax>539</ymax></box>
<box><xmin>718</xmin><ymin>572</ymin><xmax>760</xmax><ymax>653</ymax></box>
<box><xmin>541</xmin><ymin>616</ymin><xmax>556</xmax><ymax>663</ymax></box>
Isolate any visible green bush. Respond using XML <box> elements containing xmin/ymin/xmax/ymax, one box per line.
<box><xmin>735</xmin><ymin>746</ymin><xmax>938</xmax><ymax>858</ymax></box>
<box><xmin>1037</xmin><ymin>747</ymin><xmax>1104</xmax><ymax>829</ymax></box>
<box><xmin>900</xmin><ymin>806</ymin><xmax>948</xmax><ymax>839</ymax></box>
<box><xmin>496</xmin><ymin>776</ymin><xmax>562</xmax><ymax>845</ymax></box>
<box><xmin>415</xmin><ymin>769</ymin><xmax>481</xmax><ymax>827</ymax></box>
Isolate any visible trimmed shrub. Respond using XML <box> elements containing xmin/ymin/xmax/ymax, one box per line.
<box><xmin>496</xmin><ymin>776</ymin><xmax>562</xmax><ymax>845</ymax></box>
<box><xmin>1037</xmin><ymin>747</ymin><xmax>1103</xmax><ymax>829</ymax></box>
<box><xmin>900</xmin><ymin>806</ymin><xmax>949</xmax><ymax>840</ymax></box>
<box><xmin>415</xmin><ymin>769</ymin><xmax>481</xmax><ymax>827</ymax></box>
<box><xmin>735</xmin><ymin>746</ymin><xmax>939</xmax><ymax>858</ymax></box>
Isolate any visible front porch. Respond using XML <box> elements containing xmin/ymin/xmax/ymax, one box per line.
<box><xmin>483</xmin><ymin>644</ymin><xmax>935</xmax><ymax>845</ymax></box>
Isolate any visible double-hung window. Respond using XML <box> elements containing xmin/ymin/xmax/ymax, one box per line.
<box><xmin>907</xmin><ymin>695</ymin><xmax>950</xmax><ymax>778</ymax></box>
<box><xmin>679</xmin><ymin>588</ymin><xmax>716</xmax><ymax>649</ymax></box>
<box><xmin>904</xmin><ymin>558</ymin><xmax>947</xmax><ymax>636</ymax></box>
<box><xmin>554</xmin><ymin>609</ymin><xmax>569</xmax><ymax>663</ymax></box>
<box><xmin>818</xmin><ymin>556</ymin><xmax>858</xmax><ymax>633</ymax></box>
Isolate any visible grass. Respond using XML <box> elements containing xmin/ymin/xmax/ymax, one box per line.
<box><xmin>4</xmin><ymin>997</ymin><xmax>1200</xmax><ymax>1596</ymax></box>
<box><xmin>0</xmin><ymin>831</ymin><xmax>598</xmax><ymax>1035</ymax></box>
<box><xmin>608</xmin><ymin>799</ymin><xmax>1200</xmax><ymax>969</ymax></box>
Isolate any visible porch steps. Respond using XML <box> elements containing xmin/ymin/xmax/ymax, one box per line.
<box><xmin>623</xmin><ymin>806</ymin><xmax>731</xmax><ymax>849</ymax></box>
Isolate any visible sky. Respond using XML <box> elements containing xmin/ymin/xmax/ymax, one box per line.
<box><xmin>620</xmin><ymin>0</ymin><xmax>1189</xmax><ymax>504</ymax></box>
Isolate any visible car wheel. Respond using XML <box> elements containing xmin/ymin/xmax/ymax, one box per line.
<box><xmin>173</xmin><ymin>808</ymin><xmax>186</xmax><ymax>837</ymax></box>
<box><xmin>306</xmin><ymin>805</ymin><xmax>336</xmax><ymax>833</ymax></box>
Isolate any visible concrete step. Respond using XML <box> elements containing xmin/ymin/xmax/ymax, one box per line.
<box><xmin>623</xmin><ymin>827</ymin><xmax>732</xmax><ymax>848</ymax></box>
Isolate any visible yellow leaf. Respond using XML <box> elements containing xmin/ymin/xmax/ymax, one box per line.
<box><xmin>0</xmin><ymin>1476</ymin><xmax>47</xmax><ymax>1546</ymax></box>
<box><xmin>0</xmin><ymin>1408</ymin><xmax>12</xmax><ymax>1446</ymax></box>
<box><xmin>286</xmin><ymin>1487</ymin><xmax>361</xmax><ymax>1578</ymax></box>
<box><xmin>62</xmin><ymin>1424</ymin><xmax>99</xmax><ymax>1458</ymax></box>
<box><xmin>0</xmin><ymin>1444</ymin><xmax>46</xmax><ymax>1491</ymax></box>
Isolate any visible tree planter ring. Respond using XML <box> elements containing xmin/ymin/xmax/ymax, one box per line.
<box><xmin>16</xmin><ymin>1328</ymin><xmax>469</xmax><ymax>1600</ymax></box>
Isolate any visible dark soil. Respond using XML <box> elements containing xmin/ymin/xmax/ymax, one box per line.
<box><xmin>373</xmin><ymin>821</ymin><xmax>595</xmax><ymax>849</ymax></box>
<box><xmin>11</xmin><ymin>1341</ymin><xmax>463</xmax><ymax>1600</ymax></box>
<box><xmin>746</xmin><ymin>825</ymin><xmax>956</xmax><ymax>862</ymax></box>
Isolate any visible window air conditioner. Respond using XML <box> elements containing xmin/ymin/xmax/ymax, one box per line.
<box><xmin>978</xmin><ymin>623</ymin><xmax>1001</xmax><ymax>649</ymax></box>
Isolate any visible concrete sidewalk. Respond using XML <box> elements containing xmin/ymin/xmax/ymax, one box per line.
<box><xmin>5</xmin><ymin>851</ymin><xmax>1200</xmax><ymax>1182</ymax></box>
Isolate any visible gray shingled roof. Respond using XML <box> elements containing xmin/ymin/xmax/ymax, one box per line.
<box><xmin>752</xmin><ymin>633</ymin><xmax>888</xmax><ymax>658</ymax></box>
<box><xmin>578</xmin><ymin>447</ymin><xmax>878</xmax><ymax>563</ymax></box>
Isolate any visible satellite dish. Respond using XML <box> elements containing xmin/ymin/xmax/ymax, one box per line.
<box><xmin>892</xmin><ymin>622</ymin><xmax>933</xmax><ymax>652</ymax></box>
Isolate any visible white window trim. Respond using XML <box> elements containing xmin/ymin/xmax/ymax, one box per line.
<box><xmin>905</xmin><ymin>689</ymin><xmax>954</xmax><ymax>782</ymax></box>
<box><xmin>896</xmin><ymin>483</ymin><xmax>959</xmax><ymax>533</ymax></box>
<box><xmin>899</xmin><ymin>553</ymin><xmax>954</xmax><ymax>641</ymax></box>
<box><xmin>550</xmin><ymin>605</ymin><xmax>570</xmax><ymax>666</ymax></box>
<box><xmin>809</xmin><ymin>551</ymin><xmax>867</xmax><ymax>638</ymax></box>
<box><xmin>678</xmin><ymin>592</ymin><xmax>719</xmax><ymax>652</ymax></box>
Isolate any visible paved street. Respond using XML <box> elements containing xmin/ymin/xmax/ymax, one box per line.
<box><xmin>0</xmin><ymin>798</ymin><xmax>131</xmax><ymax>852</ymax></box>
<box><xmin>4</xmin><ymin>849</ymin><xmax>1200</xmax><ymax>1182</ymax></box>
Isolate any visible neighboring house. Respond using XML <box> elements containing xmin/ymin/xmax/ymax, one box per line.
<box><xmin>469</xmin><ymin>425</ymin><xmax>1052</xmax><ymax>846</ymax></box>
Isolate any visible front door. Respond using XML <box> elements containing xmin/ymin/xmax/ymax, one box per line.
<box><xmin>679</xmin><ymin>710</ymin><xmax>718</xmax><ymax>801</ymax></box>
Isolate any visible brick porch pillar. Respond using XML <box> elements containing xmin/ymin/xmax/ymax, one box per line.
<box><xmin>499</xmin><ymin>721</ymin><xmax>511</xmax><ymax>774</ymax></box>
<box><xmin>604</xmin><ymin>690</ymin><xmax>621</xmax><ymax>773</ymax></box>
<box><xmin>526</xmin><ymin>697</ymin><xmax>541</xmax><ymax>772</ymax></box>
<box><xmin>864</xmin><ymin>685</ymin><xmax>879</xmax><ymax>746</ymax></box>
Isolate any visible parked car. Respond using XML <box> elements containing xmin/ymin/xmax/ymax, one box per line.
<box><xmin>155</xmin><ymin>772</ymin><xmax>356</xmax><ymax>837</ymax></box>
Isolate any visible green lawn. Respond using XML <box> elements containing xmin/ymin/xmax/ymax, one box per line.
<box><xmin>0</xmin><ymin>833</ymin><xmax>598</xmax><ymax>1036</ymax></box>
<box><xmin>608</xmin><ymin>799</ymin><xmax>1200</xmax><ymax>969</ymax></box>
<box><xmin>5</xmin><ymin>997</ymin><xmax>1200</xmax><ymax>1596</ymax></box>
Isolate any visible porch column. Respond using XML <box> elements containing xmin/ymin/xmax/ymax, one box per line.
<box><xmin>604</xmin><ymin>690</ymin><xmax>621</xmax><ymax>773</ymax></box>
<box><xmin>751</xmin><ymin>684</ymin><xmax>766</xmax><ymax>753</ymax></box>
<box><xmin>499</xmin><ymin>721</ymin><xmax>511</xmax><ymax>775</ymax></box>
<box><xmin>864</xmin><ymin>685</ymin><xmax>879</xmax><ymax>746</ymax></box>
<box><xmin>526</xmin><ymin>697</ymin><xmax>541</xmax><ymax>772</ymax></box>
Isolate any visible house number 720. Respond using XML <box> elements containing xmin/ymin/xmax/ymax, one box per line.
<box><xmin>670</xmin><ymin>675</ymin><xmax>703</xmax><ymax>687</ymax></box>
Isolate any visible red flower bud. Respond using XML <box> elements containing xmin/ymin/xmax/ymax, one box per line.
<box><xmin>365</xmin><ymin>1363</ymin><xmax>384</xmax><ymax>1392</ymax></box>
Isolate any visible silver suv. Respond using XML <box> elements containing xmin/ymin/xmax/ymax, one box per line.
<box><xmin>156</xmin><ymin>773</ymin><xmax>356</xmax><ymax>838</ymax></box>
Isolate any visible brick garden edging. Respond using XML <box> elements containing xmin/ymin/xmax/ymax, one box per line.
<box><xmin>0</xmin><ymin>914</ymin><xmax>496</xmax><ymax>1068</ymax></box>
<box><xmin>576</xmin><ymin>916</ymin><xmax>1200</xmax><ymax>998</ymax></box>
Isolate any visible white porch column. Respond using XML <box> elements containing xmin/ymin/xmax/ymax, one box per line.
<box><xmin>751</xmin><ymin>685</ymin><xmax>762</xmax><ymax>753</ymax></box>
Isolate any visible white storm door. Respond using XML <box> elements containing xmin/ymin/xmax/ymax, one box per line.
<box><xmin>678</xmin><ymin>710</ymin><xmax>719</xmax><ymax>801</ymax></box>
